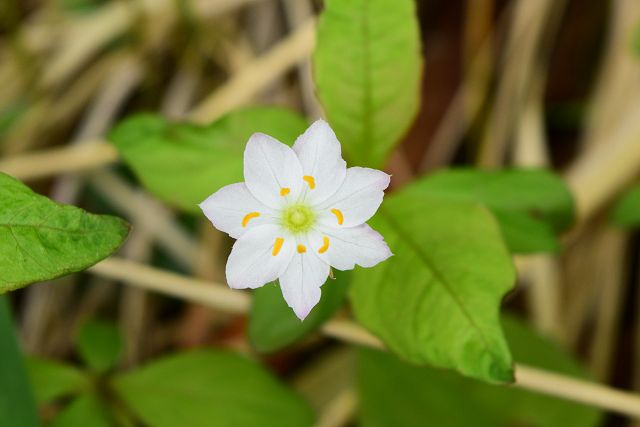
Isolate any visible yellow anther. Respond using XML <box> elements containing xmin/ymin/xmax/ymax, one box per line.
<box><xmin>272</xmin><ymin>237</ymin><xmax>284</xmax><ymax>256</ymax></box>
<box><xmin>303</xmin><ymin>175</ymin><xmax>316</xmax><ymax>190</ymax></box>
<box><xmin>330</xmin><ymin>208</ymin><xmax>344</xmax><ymax>225</ymax></box>
<box><xmin>242</xmin><ymin>212</ymin><xmax>260</xmax><ymax>227</ymax></box>
<box><xmin>297</xmin><ymin>244</ymin><xmax>307</xmax><ymax>253</ymax></box>
<box><xmin>280</xmin><ymin>187</ymin><xmax>290</xmax><ymax>196</ymax></box>
<box><xmin>318</xmin><ymin>236</ymin><xmax>330</xmax><ymax>254</ymax></box>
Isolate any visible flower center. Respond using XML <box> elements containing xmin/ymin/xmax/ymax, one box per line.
<box><xmin>282</xmin><ymin>204</ymin><xmax>315</xmax><ymax>234</ymax></box>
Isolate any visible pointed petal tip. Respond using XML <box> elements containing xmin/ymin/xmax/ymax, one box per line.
<box><xmin>310</xmin><ymin>118</ymin><xmax>329</xmax><ymax>126</ymax></box>
<box><xmin>293</xmin><ymin>306</ymin><xmax>312</xmax><ymax>321</ymax></box>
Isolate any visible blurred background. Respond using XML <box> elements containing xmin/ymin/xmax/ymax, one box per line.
<box><xmin>1</xmin><ymin>0</ymin><xmax>640</xmax><ymax>426</ymax></box>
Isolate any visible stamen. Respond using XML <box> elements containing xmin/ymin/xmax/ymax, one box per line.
<box><xmin>303</xmin><ymin>175</ymin><xmax>316</xmax><ymax>190</ymax></box>
<box><xmin>330</xmin><ymin>208</ymin><xmax>344</xmax><ymax>225</ymax></box>
<box><xmin>280</xmin><ymin>187</ymin><xmax>290</xmax><ymax>196</ymax></box>
<box><xmin>242</xmin><ymin>212</ymin><xmax>260</xmax><ymax>227</ymax></box>
<box><xmin>272</xmin><ymin>238</ymin><xmax>284</xmax><ymax>256</ymax></box>
<box><xmin>297</xmin><ymin>244</ymin><xmax>307</xmax><ymax>253</ymax></box>
<box><xmin>318</xmin><ymin>236</ymin><xmax>330</xmax><ymax>254</ymax></box>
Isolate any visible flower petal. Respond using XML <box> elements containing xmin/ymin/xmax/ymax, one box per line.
<box><xmin>199</xmin><ymin>183</ymin><xmax>275</xmax><ymax>239</ymax></box>
<box><xmin>244</xmin><ymin>133</ymin><xmax>304</xmax><ymax>209</ymax></box>
<box><xmin>279</xmin><ymin>239</ymin><xmax>330</xmax><ymax>320</ymax></box>
<box><xmin>293</xmin><ymin>120</ymin><xmax>347</xmax><ymax>204</ymax></box>
<box><xmin>317</xmin><ymin>167</ymin><xmax>391</xmax><ymax>228</ymax></box>
<box><xmin>226</xmin><ymin>225</ymin><xmax>295</xmax><ymax>289</ymax></box>
<box><xmin>309</xmin><ymin>224</ymin><xmax>392</xmax><ymax>271</ymax></box>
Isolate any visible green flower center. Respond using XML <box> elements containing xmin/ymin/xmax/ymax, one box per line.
<box><xmin>282</xmin><ymin>204</ymin><xmax>315</xmax><ymax>234</ymax></box>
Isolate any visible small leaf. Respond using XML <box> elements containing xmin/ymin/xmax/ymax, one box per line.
<box><xmin>314</xmin><ymin>0</ymin><xmax>422</xmax><ymax>168</ymax></box>
<box><xmin>51</xmin><ymin>394</ymin><xmax>112</xmax><ymax>427</ymax></box>
<box><xmin>0</xmin><ymin>297</ymin><xmax>40</xmax><ymax>427</ymax></box>
<box><xmin>0</xmin><ymin>100</ymin><xmax>27</xmax><ymax>139</ymax></box>
<box><xmin>611</xmin><ymin>185</ymin><xmax>640</xmax><ymax>228</ymax></box>
<box><xmin>0</xmin><ymin>173</ymin><xmax>129</xmax><ymax>293</ymax></box>
<box><xmin>634</xmin><ymin>22</ymin><xmax>640</xmax><ymax>56</ymax></box>
<box><xmin>26</xmin><ymin>358</ymin><xmax>88</xmax><ymax>404</ymax></box>
<box><xmin>350</xmin><ymin>192</ymin><xmax>515</xmax><ymax>383</ymax></box>
<box><xmin>112</xmin><ymin>350</ymin><xmax>314</xmax><ymax>427</ymax></box>
<box><xmin>110</xmin><ymin>107</ymin><xmax>308</xmax><ymax>213</ymax></box>
<box><xmin>407</xmin><ymin>169</ymin><xmax>575</xmax><ymax>253</ymax></box>
<box><xmin>75</xmin><ymin>320</ymin><xmax>122</xmax><ymax>372</ymax></box>
<box><xmin>357</xmin><ymin>315</ymin><xmax>602</xmax><ymax>427</ymax></box>
<box><xmin>250</xmin><ymin>272</ymin><xmax>349</xmax><ymax>353</ymax></box>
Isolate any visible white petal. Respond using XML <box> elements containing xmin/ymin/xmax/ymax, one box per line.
<box><xmin>199</xmin><ymin>183</ymin><xmax>275</xmax><ymax>239</ymax></box>
<box><xmin>244</xmin><ymin>133</ymin><xmax>304</xmax><ymax>209</ymax></box>
<box><xmin>293</xmin><ymin>120</ymin><xmax>347</xmax><ymax>204</ymax></box>
<box><xmin>279</xmin><ymin>239</ymin><xmax>330</xmax><ymax>320</ymax></box>
<box><xmin>309</xmin><ymin>224</ymin><xmax>392</xmax><ymax>271</ymax></box>
<box><xmin>226</xmin><ymin>225</ymin><xmax>295</xmax><ymax>289</ymax></box>
<box><xmin>317</xmin><ymin>167</ymin><xmax>391</xmax><ymax>228</ymax></box>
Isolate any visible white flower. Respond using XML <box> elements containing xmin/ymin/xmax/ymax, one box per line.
<box><xmin>199</xmin><ymin>120</ymin><xmax>392</xmax><ymax>320</ymax></box>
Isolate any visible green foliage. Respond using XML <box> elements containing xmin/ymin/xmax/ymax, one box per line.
<box><xmin>357</xmin><ymin>315</ymin><xmax>602</xmax><ymax>427</ymax></box>
<box><xmin>314</xmin><ymin>0</ymin><xmax>422</xmax><ymax>168</ymax></box>
<box><xmin>112</xmin><ymin>350</ymin><xmax>314</xmax><ymax>427</ymax></box>
<box><xmin>26</xmin><ymin>358</ymin><xmax>88</xmax><ymax>404</ymax></box>
<box><xmin>634</xmin><ymin>22</ymin><xmax>640</xmax><ymax>56</ymax></box>
<box><xmin>110</xmin><ymin>107</ymin><xmax>308</xmax><ymax>213</ymax></box>
<box><xmin>58</xmin><ymin>0</ymin><xmax>105</xmax><ymax>14</ymax></box>
<box><xmin>250</xmin><ymin>272</ymin><xmax>349</xmax><ymax>353</ymax></box>
<box><xmin>612</xmin><ymin>185</ymin><xmax>640</xmax><ymax>228</ymax></box>
<box><xmin>0</xmin><ymin>173</ymin><xmax>129</xmax><ymax>293</ymax></box>
<box><xmin>350</xmin><ymin>192</ymin><xmax>515</xmax><ymax>383</ymax></box>
<box><xmin>75</xmin><ymin>320</ymin><xmax>122</xmax><ymax>372</ymax></box>
<box><xmin>51</xmin><ymin>395</ymin><xmax>112</xmax><ymax>427</ymax></box>
<box><xmin>407</xmin><ymin>169</ymin><xmax>575</xmax><ymax>253</ymax></box>
<box><xmin>0</xmin><ymin>297</ymin><xmax>40</xmax><ymax>427</ymax></box>
<box><xmin>0</xmin><ymin>100</ymin><xmax>27</xmax><ymax>139</ymax></box>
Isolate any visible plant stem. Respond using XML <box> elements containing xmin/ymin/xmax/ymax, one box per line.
<box><xmin>89</xmin><ymin>257</ymin><xmax>640</xmax><ymax>419</ymax></box>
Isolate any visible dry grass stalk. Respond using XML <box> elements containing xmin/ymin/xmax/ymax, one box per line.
<box><xmin>89</xmin><ymin>257</ymin><xmax>640</xmax><ymax>419</ymax></box>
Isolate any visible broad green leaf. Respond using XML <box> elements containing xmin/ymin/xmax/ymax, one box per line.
<box><xmin>112</xmin><ymin>350</ymin><xmax>314</xmax><ymax>427</ymax></box>
<box><xmin>75</xmin><ymin>319</ymin><xmax>122</xmax><ymax>372</ymax></box>
<box><xmin>26</xmin><ymin>358</ymin><xmax>88</xmax><ymax>404</ymax></box>
<box><xmin>612</xmin><ymin>185</ymin><xmax>640</xmax><ymax>228</ymax></box>
<box><xmin>0</xmin><ymin>173</ymin><xmax>129</xmax><ymax>293</ymax></box>
<box><xmin>0</xmin><ymin>297</ymin><xmax>40</xmax><ymax>427</ymax></box>
<box><xmin>358</xmin><ymin>315</ymin><xmax>602</xmax><ymax>427</ymax></box>
<box><xmin>350</xmin><ymin>193</ymin><xmax>515</xmax><ymax>383</ymax></box>
<box><xmin>634</xmin><ymin>23</ymin><xmax>640</xmax><ymax>56</ymax></box>
<box><xmin>51</xmin><ymin>394</ymin><xmax>112</xmax><ymax>427</ymax></box>
<box><xmin>110</xmin><ymin>107</ymin><xmax>308</xmax><ymax>213</ymax></box>
<box><xmin>407</xmin><ymin>169</ymin><xmax>575</xmax><ymax>253</ymax></box>
<box><xmin>250</xmin><ymin>271</ymin><xmax>349</xmax><ymax>353</ymax></box>
<box><xmin>314</xmin><ymin>0</ymin><xmax>422</xmax><ymax>168</ymax></box>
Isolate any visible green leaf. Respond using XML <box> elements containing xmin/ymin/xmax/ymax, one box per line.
<box><xmin>0</xmin><ymin>100</ymin><xmax>27</xmax><ymax>139</ymax></box>
<box><xmin>249</xmin><ymin>271</ymin><xmax>349</xmax><ymax>353</ymax></box>
<box><xmin>51</xmin><ymin>394</ymin><xmax>112</xmax><ymax>427</ymax></box>
<box><xmin>112</xmin><ymin>350</ymin><xmax>314</xmax><ymax>427</ymax></box>
<box><xmin>75</xmin><ymin>319</ymin><xmax>122</xmax><ymax>372</ymax></box>
<box><xmin>314</xmin><ymin>0</ymin><xmax>422</xmax><ymax>168</ymax></box>
<box><xmin>612</xmin><ymin>185</ymin><xmax>640</xmax><ymax>228</ymax></box>
<box><xmin>0</xmin><ymin>297</ymin><xmax>40</xmax><ymax>427</ymax></box>
<box><xmin>110</xmin><ymin>107</ymin><xmax>308</xmax><ymax>213</ymax></box>
<box><xmin>357</xmin><ymin>315</ymin><xmax>602</xmax><ymax>427</ymax></box>
<box><xmin>406</xmin><ymin>169</ymin><xmax>575</xmax><ymax>253</ymax></box>
<box><xmin>0</xmin><ymin>173</ymin><xmax>129</xmax><ymax>293</ymax></box>
<box><xmin>350</xmin><ymin>192</ymin><xmax>515</xmax><ymax>383</ymax></box>
<box><xmin>26</xmin><ymin>358</ymin><xmax>88</xmax><ymax>404</ymax></box>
